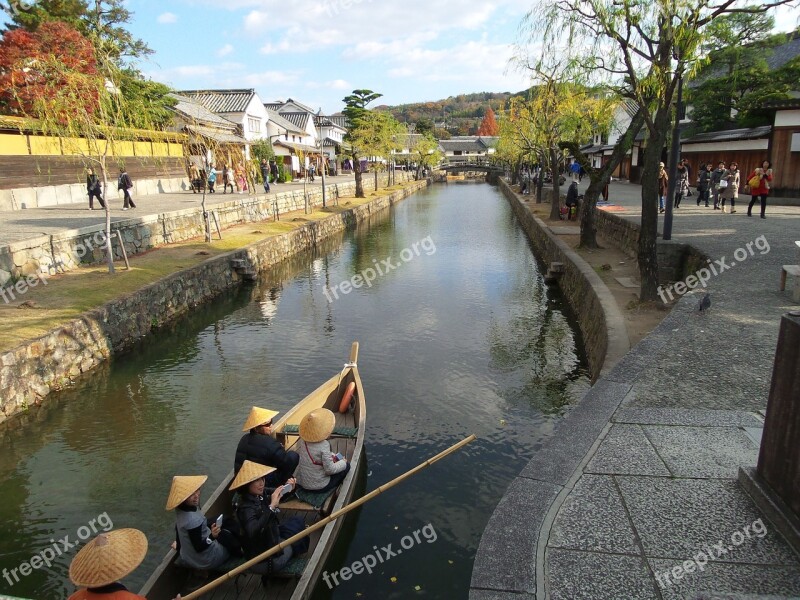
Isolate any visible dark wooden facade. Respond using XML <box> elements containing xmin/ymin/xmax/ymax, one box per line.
<box><xmin>770</xmin><ymin>128</ymin><xmax>800</xmax><ymax>197</ymax></box>
<box><xmin>0</xmin><ymin>155</ymin><xmax>187</xmax><ymax>190</ymax></box>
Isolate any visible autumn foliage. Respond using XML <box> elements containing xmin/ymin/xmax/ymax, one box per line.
<box><xmin>0</xmin><ymin>21</ymin><xmax>100</xmax><ymax>117</ymax></box>
<box><xmin>477</xmin><ymin>107</ymin><xmax>499</xmax><ymax>136</ymax></box>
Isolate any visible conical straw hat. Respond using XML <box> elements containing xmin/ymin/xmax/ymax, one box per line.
<box><xmin>229</xmin><ymin>460</ymin><xmax>276</xmax><ymax>490</ymax></box>
<box><xmin>242</xmin><ymin>407</ymin><xmax>280</xmax><ymax>431</ymax></box>
<box><xmin>69</xmin><ymin>528</ymin><xmax>147</xmax><ymax>588</ymax></box>
<box><xmin>165</xmin><ymin>475</ymin><xmax>208</xmax><ymax>510</ymax></box>
<box><xmin>299</xmin><ymin>408</ymin><xmax>336</xmax><ymax>443</ymax></box>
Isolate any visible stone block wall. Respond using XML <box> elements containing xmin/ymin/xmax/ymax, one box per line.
<box><xmin>0</xmin><ymin>172</ymin><xmax>412</xmax><ymax>287</ymax></box>
<box><xmin>0</xmin><ymin>177</ymin><xmax>429</xmax><ymax>424</ymax></box>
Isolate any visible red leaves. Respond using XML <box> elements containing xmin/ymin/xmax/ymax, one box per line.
<box><xmin>0</xmin><ymin>21</ymin><xmax>100</xmax><ymax>117</ymax></box>
<box><xmin>477</xmin><ymin>107</ymin><xmax>499</xmax><ymax>136</ymax></box>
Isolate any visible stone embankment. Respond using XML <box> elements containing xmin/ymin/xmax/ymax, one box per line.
<box><xmin>0</xmin><ymin>176</ymin><xmax>429</xmax><ymax>424</ymax></box>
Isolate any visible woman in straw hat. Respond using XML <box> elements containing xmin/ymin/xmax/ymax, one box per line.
<box><xmin>235</xmin><ymin>406</ymin><xmax>300</xmax><ymax>487</ymax></box>
<box><xmin>167</xmin><ymin>475</ymin><xmax>242</xmax><ymax>571</ymax></box>
<box><xmin>230</xmin><ymin>460</ymin><xmax>308</xmax><ymax>581</ymax></box>
<box><xmin>295</xmin><ymin>408</ymin><xmax>350</xmax><ymax>493</ymax></box>
<box><xmin>68</xmin><ymin>528</ymin><xmax>176</xmax><ymax>599</ymax></box>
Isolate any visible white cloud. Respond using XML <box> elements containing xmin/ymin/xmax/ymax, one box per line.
<box><xmin>217</xmin><ymin>44</ymin><xmax>234</xmax><ymax>57</ymax></box>
<box><xmin>305</xmin><ymin>79</ymin><xmax>351</xmax><ymax>90</ymax></box>
<box><xmin>157</xmin><ymin>12</ymin><xmax>178</xmax><ymax>24</ymax></box>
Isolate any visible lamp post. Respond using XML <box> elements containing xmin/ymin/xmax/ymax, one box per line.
<box><xmin>317</xmin><ymin>109</ymin><xmax>327</xmax><ymax>208</ymax></box>
<box><xmin>664</xmin><ymin>56</ymin><xmax>684</xmax><ymax>241</ymax></box>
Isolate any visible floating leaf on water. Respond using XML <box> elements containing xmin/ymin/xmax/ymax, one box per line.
<box><xmin>448</xmin><ymin>560</ymin><xmax>454</xmax><ymax>564</ymax></box>
<box><xmin>415</xmin><ymin>585</ymin><xmax>422</xmax><ymax>591</ymax></box>
<box><xmin>499</xmin><ymin>418</ymin><xmax>507</xmax><ymax>426</ymax></box>
<box><xmin>390</xmin><ymin>576</ymin><xmax>397</xmax><ymax>583</ymax></box>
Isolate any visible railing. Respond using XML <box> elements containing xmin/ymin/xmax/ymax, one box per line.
<box><xmin>443</xmin><ymin>156</ymin><xmax>501</xmax><ymax>169</ymax></box>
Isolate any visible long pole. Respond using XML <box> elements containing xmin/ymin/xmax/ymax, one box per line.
<box><xmin>318</xmin><ymin>110</ymin><xmax>328</xmax><ymax>209</ymax></box>
<box><xmin>181</xmin><ymin>434</ymin><xmax>477</xmax><ymax>600</ymax></box>
<box><xmin>664</xmin><ymin>68</ymin><xmax>683</xmax><ymax>241</ymax></box>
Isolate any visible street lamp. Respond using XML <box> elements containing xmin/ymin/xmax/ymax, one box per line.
<box><xmin>317</xmin><ymin>108</ymin><xmax>327</xmax><ymax>208</ymax></box>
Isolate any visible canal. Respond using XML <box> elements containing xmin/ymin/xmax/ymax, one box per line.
<box><xmin>0</xmin><ymin>182</ymin><xmax>590</xmax><ymax>599</ymax></box>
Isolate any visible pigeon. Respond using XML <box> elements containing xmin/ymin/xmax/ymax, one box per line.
<box><xmin>698</xmin><ymin>292</ymin><xmax>711</xmax><ymax>312</ymax></box>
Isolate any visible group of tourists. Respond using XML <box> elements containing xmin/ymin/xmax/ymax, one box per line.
<box><xmin>65</xmin><ymin>406</ymin><xmax>349</xmax><ymax>599</ymax></box>
<box><xmin>658</xmin><ymin>158</ymin><xmax>774</xmax><ymax>218</ymax></box>
<box><xmin>85</xmin><ymin>167</ymin><xmax>136</xmax><ymax>211</ymax></box>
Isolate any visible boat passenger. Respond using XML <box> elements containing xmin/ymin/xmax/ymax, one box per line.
<box><xmin>231</xmin><ymin>460</ymin><xmax>309</xmax><ymax>580</ymax></box>
<box><xmin>295</xmin><ymin>408</ymin><xmax>350</xmax><ymax>493</ymax></box>
<box><xmin>167</xmin><ymin>475</ymin><xmax>242</xmax><ymax>571</ymax></box>
<box><xmin>68</xmin><ymin>528</ymin><xmax>181</xmax><ymax>599</ymax></box>
<box><xmin>235</xmin><ymin>406</ymin><xmax>300</xmax><ymax>487</ymax></box>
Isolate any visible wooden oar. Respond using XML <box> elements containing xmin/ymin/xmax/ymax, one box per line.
<box><xmin>181</xmin><ymin>434</ymin><xmax>477</xmax><ymax>600</ymax></box>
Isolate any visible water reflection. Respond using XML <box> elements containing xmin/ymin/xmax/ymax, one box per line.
<box><xmin>0</xmin><ymin>183</ymin><xmax>590</xmax><ymax>600</ymax></box>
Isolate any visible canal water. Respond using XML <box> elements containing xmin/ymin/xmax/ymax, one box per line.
<box><xmin>0</xmin><ymin>182</ymin><xmax>590</xmax><ymax>599</ymax></box>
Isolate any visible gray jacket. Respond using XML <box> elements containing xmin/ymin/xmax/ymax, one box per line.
<box><xmin>721</xmin><ymin>169</ymin><xmax>740</xmax><ymax>199</ymax></box>
<box><xmin>295</xmin><ymin>440</ymin><xmax>347</xmax><ymax>491</ymax></box>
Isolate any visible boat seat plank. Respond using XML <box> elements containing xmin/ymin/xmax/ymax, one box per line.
<box><xmin>281</xmin><ymin>424</ymin><xmax>358</xmax><ymax>438</ymax></box>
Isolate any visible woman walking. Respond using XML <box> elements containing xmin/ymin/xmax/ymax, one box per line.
<box><xmin>86</xmin><ymin>168</ymin><xmax>106</xmax><ymax>210</ymax></box>
<box><xmin>697</xmin><ymin>163</ymin><xmax>712</xmax><ymax>207</ymax></box>
<box><xmin>720</xmin><ymin>161</ymin><xmax>740</xmax><ymax>213</ymax></box>
<box><xmin>657</xmin><ymin>162</ymin><xmax>668</xmax><ymax>213</ymax></box>
<box><xmin>747</xmin><ymin>160</ymin><xmax>773</xmax><ymax>219</ymax></box>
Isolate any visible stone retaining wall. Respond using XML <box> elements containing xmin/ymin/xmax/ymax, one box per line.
<box><xmin>0</xmin><ymin>177</ymin><xmax>430</xmax><ymax>424</ymax></box>
<box><xmin>0</xmin><ymin>173</ymin><xmax>411</xmax><ymax>287</ymax></box>
<box><xmin>498</xmin><ymin>179</ymin><xmax>630</xmax><ymax>381</ymax></box>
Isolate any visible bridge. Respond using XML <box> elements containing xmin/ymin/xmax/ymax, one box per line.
<box><xmin>441</xmin><ymin>157</ymin><xmax>504</xmax><ymax>174</ymax></box>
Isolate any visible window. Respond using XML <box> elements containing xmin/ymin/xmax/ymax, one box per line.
<box><xmin>248</xmin><ymin>118</ymin><xmax>260</xmax><ymax>133</ymax></box>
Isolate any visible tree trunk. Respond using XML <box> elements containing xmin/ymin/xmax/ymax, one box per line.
<box><xmin>99</xmin><ymin>163</ymin><xmax>115</xmax><ymax>274</ymax></box>
<box><xmin>549</xmin><ymin>146</ymin><xmax>561</xmax><ymax>221</ymax></box>
<box><xmin>374</xmin><ymin>170</ymin><xmax>378</xmax><ymax>191</ymax></box>
<box><xmin>638</xmin><ymin>109</ymin><xmax>671</xmax><ymax>302</ymax></box>
<box><xmin>353</xmin><ymin>152</ymin><xmax>364</xmax><ymax>198</ymax></box>
<box><xmin>580</xmin><ymin>181</ymin><xmax>602</xmax><ymax>249</ymax></box>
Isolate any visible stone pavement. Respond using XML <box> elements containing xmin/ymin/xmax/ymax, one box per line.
<box><xmin>0</xmin><ymin>174</ymin><xmax>358</xmax><ymax>246</ymax></box>
<box><xmin>471</xmin><ymin>179</ymin><xmax>800</xmax><ymax>599</ymax></box>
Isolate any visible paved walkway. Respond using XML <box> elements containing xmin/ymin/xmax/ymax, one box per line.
<box><xmin>0</xmin><ymin>174</ymin><xmax>359</xmax><ymax>245</ymax></box>
<box><xmin>471</xmin><ymin>180</ymin><xmax>800</xmax><ymax>599</ymax></box>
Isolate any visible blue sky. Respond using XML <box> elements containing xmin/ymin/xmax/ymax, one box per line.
<box><xmin>123</xmin><ymin>0</ymin><xmax>546</xmax><ymax>114</ymax></box>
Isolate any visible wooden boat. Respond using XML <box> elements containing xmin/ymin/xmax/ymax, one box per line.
<box><xmin>141</xmin><ymin>342</ymin><xmax>366</xmax><ymax>600</ymax></box>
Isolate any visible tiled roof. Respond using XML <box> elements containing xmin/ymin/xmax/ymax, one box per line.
<box><xmin>274</xmin><ymin>140</ymin><xmax>320</xmax><ymax>153</ymax></box>
<box><xmin>280</xmin><ymin>112</ymin><xmax>311</xmax><ymax>130</ymax></box>
<box><xmin>439</xmin><ymin>138</ymin><xmax>489</xmax><ymax>152</ymax></box>
<box><xmin>760</xmin><ymin>98</ymin><xmax>800</xmax><ymax>110</ymax></box>
<box><xmin>264</xmin><ymin>102</ymin><xmax>284</xmax><ymax>112</ymax></box>
<box><xmin>278</xmin><ymin>98</ymin><xmax>316</xmax><ymax>114</ymax></box>
<box><xmin>184</xmin><ymin>125</ymin><xmax>247</xmax><ymax>144</ymax></box>
<box><xmin>177</xmin><ymin>89</ymin><xmax>257</xmax><ymax>113</ymax></box>
<box><xmin>170</xmin><ymin>94</ymin><xmax>239</xmax><ymax>129</ymax></box>
<box><xmin>265</xmin><ymin>109</ymin><xmax>306</xmax><ymax>135</ymax></box>
<box><xmin>682</xmin><ymin>125</ymin><xmax>771</xmax><ymax>143</ymax></box>
<box><xmin>323</xmin><ymin>137</ymin><xmax>341</xmax><ymax>147</ymax></box>
<box><xmin>327</xmin><ymin>115</ymin><xmax>349</xmax><ymax>128</ymax></box>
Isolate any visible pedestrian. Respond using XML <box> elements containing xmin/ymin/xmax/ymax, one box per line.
<box><xmin>189</xmin><ymin>163</ymin><xmax>201</xmax><ymax>193</ymax></box>
<box><xmin>260</xmin><ymin>158</ymin><xmax>271</xmax><ymax>194</ymax></box>
<box><xmin>86</xmin><ymin>167</ymin><xmax>106</xmax><ymax>210</ymax></box>
<box><xmin>720</xmin><ymin>161</ymin><xmax>739</xmax><ymax>213</ymax></box>
<box><xmin>207</xmin><ymin>166</ymin><xmax>217</xmax><ymax>193</ymax></box>
<box><xmin>746</xmin><ymin>159</ymin><xmax>773</xmax><ymax>219</ymax></box>
<box><xmin>657</xmin><ymin>162</ymin><xmax>668</xmax><ymax>213</ymax></box>
<box><xmin>221</xmin><ymin>165</ymin><xmax>232</xmax><ymax>194</ymax></box>
<box><xmin>569</xmin><ymin>160</ymin><xmax>580</xmax><ymax>183</ymax></box>
<box><xmin>235</xmin><ymin>164</ymin><xmax>247</xmax><ymax>194</ymax></box>
<box><xmin>710</xmin><ymin>161</ymin><xmax>726</xmax><ymax>210</ymax></box>
<box><xmin>697</xmin><ymin>163</ymin><xmax>712</xmax><ymax>207</ymax></box>
<box><xmin>270</xmin><ymin>160</ymin><xmax>279</xmax><ymax>184</ymax></box>
<box><xmin>674</xmin><ymin>160</ymin><xmax>689</xmax><ymax>208</ymax></box>
<box><xmin>117</xmin><ymin>167</ymin><xmax>136</xmax><ymax>210</ymax></box>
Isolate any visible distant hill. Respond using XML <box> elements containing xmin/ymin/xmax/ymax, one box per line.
<box><xmin>379</xmin><ymin>91</ymin><xmax>519</xmax><ymax>136</ymax></box>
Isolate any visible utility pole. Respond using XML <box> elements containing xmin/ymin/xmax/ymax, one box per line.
<box><xmin>664</xmin><ymin>60</ymin><xmax>684</xmax><ymax>241</ymax></box>
<box><xmin>318</xmin><ymin>109</ymin><xmax>327</xmax><ymax>208</ymax></box>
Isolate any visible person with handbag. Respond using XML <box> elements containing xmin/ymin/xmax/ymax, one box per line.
<box><xmin>747</xmin><ymin>160</ymin><xmax>773</xmax><ymax>219</ymax></box>
<box><xmin>719</xmin><ymin>161</ymin><xmax>739</xmax><ymax>213</ymax></box>
<box><xmin>697</xmin><ymin>163</ymin><xmax>712</xmax><ymax>207</ymax></box>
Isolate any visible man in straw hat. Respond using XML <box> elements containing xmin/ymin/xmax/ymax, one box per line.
<box><xmin>295</xmin><ymin>408</ymin><xmax>350</xmax><ymax>493</ymax></box>
<box><xmin>68</xmin><ymin>528</ymin><xmax>182</xmax><ymax>599</ymax></box>
<box><xmin>235</xmin><ymin>407</ymin><xmax>299</xmax><ymax>487</ymax></box>
<box><xmin>230</xmin><ymin>460</ymin><xmax>308</xmax><ymax>583</ymax></box>
<box><xmin>167</xmin><ymin>475</ymin><xmax>242</xmax><ymax>572</ymax></box>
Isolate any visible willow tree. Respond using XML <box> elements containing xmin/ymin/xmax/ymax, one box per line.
<box><xmin>526</xmin><ymin>0</ymin><xmax>794</xmax><ymax>301</ymax></box>
<box><xmin>410</xmin><ymin>133</ymin><xmax>442</xmax><ymax>179</ymax></box>
<box><xmin>496</xmin><ymin>96</ymin><xmax>544</xmax><ymax>188</ymax></box>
